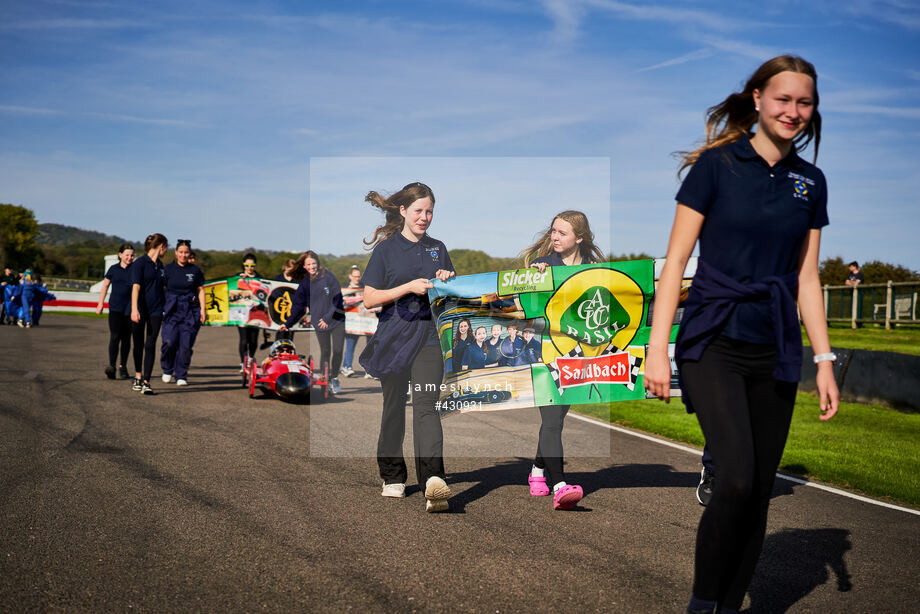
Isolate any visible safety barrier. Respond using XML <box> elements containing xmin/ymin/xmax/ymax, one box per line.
<box><xmin>824</xmin><ymin>282</ymin><xmax>919</xmax><ymax>329</ymax></box>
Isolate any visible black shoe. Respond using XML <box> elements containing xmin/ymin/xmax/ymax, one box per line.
<box><xmin>259</xmin><ymin>341</ymin><xmax>272</xmax><ymax>350</ymax></box>
<box><xmin>119</xmin><ymin>366</ymin><xmax>130</xmax><ymax>379</ymax></box>
<box><xmin>132</xmin><ymin>377</ymin><xmax>143</xmax><ymax>391</ymax></box>
<box><xmin>105</xmin><ymin>366</ymin><xmax>116</xmax><ymax>380</ymax></box>
<box><xmin>696</xmin><ymin>467</ymin><xmax>714</xmax><ymax>506</ymax></box>
<box><xmin>141</xmin><ymin>381</ymin><xmax>156</xmax><ymax>395</ymax></box>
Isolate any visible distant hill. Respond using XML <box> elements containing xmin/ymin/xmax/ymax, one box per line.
<box><xmin>36</xmin><ymin>223</ymin><xmax>133</xmax><ymax>248</ymax></box>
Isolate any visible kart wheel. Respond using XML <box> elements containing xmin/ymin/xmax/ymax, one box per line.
<box><xmin>248</xmin><ymin>361</ymin><xmax>257</xmax><ymax>398</ymax></box>
<box><xmin>255</xmin><ymin>290</ymin><xmax>268</xmax><ymax>302</ymax></box>
<box><xmin>487</xmin><ymin>391</ymin><xmax>502</xmax><ymax>403</ymax></box>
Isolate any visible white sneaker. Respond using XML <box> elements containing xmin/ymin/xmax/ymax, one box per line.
<box><xmin>339</xmin><ymin>366</ymin><xmax>354</xmax><ymax>377</ymax></box>
<box><xmin>424</xmin><ymin>476</ymin><xmax>451</xmax><ymax>512</ymax></box>
<box><xmin>329</xmin><ymin>378</ymin><xmax>341</xmax><ymax>394</ymax></box>
<box><xmin>162</xmin><ymin>374</ymin><xmax>173</xmax><ymax>383</ymax></box>
<box><xmin>176</xmin><ymin>379</ymin><xmax>188</xmax><ymax>386</ymax></box>
<box><xmin>381</xmin><ymin>482</ymin><xmax>406</xmax><ymax>498</ymax></box>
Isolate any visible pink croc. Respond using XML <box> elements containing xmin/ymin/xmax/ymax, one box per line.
<box><xmin>552</xmin><ymin>484</ymin><xmax>583</xmax><ymax>510</ymax></box>
<box><xmin>528</xmin><ymin>474</ymin><xmax>550</xmax><ymax>496</ymax></box>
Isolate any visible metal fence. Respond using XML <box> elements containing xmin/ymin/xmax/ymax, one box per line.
<box><xmin>824</xmin><ymin>281</ymin><xmax>920</xmax><ymax>329</ymax></box>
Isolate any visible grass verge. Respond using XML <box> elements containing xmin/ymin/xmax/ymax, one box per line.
<box><xmin>804</xmin><ymin>323</ymin><xmax>920</xmax><ymax>356</ymax></box>
<box><xmin>577</xmin><ymin>395</ymin><xmax>920</xmax><ymax>508</ymax></box>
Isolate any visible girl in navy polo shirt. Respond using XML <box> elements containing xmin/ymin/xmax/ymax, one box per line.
<box><xmin>96</xmin><ymin>243</ymin><xmax>135</xmax><ymax>380</ymax></box>
<box><xmin>461</xmin><ymin>325</ymin><xmax>488</xmax><ymax>370</ymax></box>
<box><xmin>131</xmin><ymin>233</ymin><xmax>168</xmax><ymax>395</ymax></box>
<box><xmin>160</xmin><ymin>239</ymin><xmax>206</xmax><ymax>386</ymax></box>
<box><xmin>451</xmin><ymin>317</ymin><xmax>473</xmax><ymax>373</ymax></box>
<box><xmin>360</xmin><ymin>182</ymin><xmax>455</xmax><ymax>512</ymax></box>
<box><xmin>302</xmin><ymin>250</ymin><xmax>345</xmax><ymax>395</ymax></box>
<box><xmin>521</xmin><ymin>210</ymin><xmax>604</xmax><ymax>510</ymax></box>
<box><xmin>644</xmin><ymin>56</ymin><xmax>840</xmax><ymax>614</ymax></box>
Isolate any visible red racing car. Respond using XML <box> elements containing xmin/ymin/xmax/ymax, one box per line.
<box><xmin>243</xmin><ymin>339</ymin><xmax>328</xmax><ymax>402</ymax></box>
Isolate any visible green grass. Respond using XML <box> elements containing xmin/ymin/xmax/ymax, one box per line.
<box><xmin>48</xmin><ymin>311</ymin><xmax>106</xmax><ymax>319</ymax></box>
<box><xmin>803</xmin><ymin>323</ymin><xmax>920</xmax><ymax>356</ymax></box>
<box><xmin>577</xmin><ymin>395</ymin><xmax>920</xmax><ymax>508</ymax></box>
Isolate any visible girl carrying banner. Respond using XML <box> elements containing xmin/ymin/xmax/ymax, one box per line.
<box><xmin>360</xmin><ymin>182</ymin><xmax>455</xmax><ymax>513</ymax></box>
<box><xmin>237</xmin><ymin>253</ymin><xmax>262</xmax><ymax>371</ymax></box>
<box><xmin>301</xmin><ymin>251</ymin><xmax>346</xmax><ymax>395</ymax></box>
<box><xmin>644</xmin><ymin>56</ymin><xmax>839</xmax><ymax>614</ymax></box>
<box><xmin>521</xmin><ymin>210</ymin><xmax>604</xmax><ymax>510</ymax></box>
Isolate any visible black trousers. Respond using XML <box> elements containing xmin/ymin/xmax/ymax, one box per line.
<box><xmin>315</xmin><ymin>324</ymin><xmax>345</xmax><ymax>379</ymax></box>
<box><xmin>680</xmin><ymin>336</ymin><xmax>797</xmax><ymax>610</ymax></box>
<box><xmin>132</xmin><ymin>313</ymin><xmax>163</xmax><ymax>381</ymax></box>
<box><xmin>377</xmin><ymin>345</ymin><xmax>445</xmax><ymax>486</ymax></box>
<box><xmin>238</xmin><ymin>327</ymin><xmax>259</xmax><ymax>362</ymax></box>
<box><xmin>534</xmin><ymin>404</ymin><xmax>570</xmax><ymax>487</ymax></box>
<box><xmin>108</xmin><ymin>311</ymin><xmax>132</xmax><ymax>368</ymax></box>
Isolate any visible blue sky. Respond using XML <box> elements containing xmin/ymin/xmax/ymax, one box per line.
<box><xmin>2</xmin><ymin>0</ymin><xmax>918</xmax><ymax>270</ymax></box>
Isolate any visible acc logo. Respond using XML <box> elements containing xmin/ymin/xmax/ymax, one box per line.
<box><xmin>426</xmin><ymin>246</ymin><xmax>440</xmax><ymax>262</ymax></box>
<box><xmin>268</xmin><ymin>287</ymin><xmax>294</xmax><ymax>325</ymax></box>
<box><xmin>544</xmin><ymin>267</ymin><xmax>644</xmax><ymax>358</ymax></box>
<box><xmin>793</xmin><ymin>179</ymin><xmax>808</xmax><ymax>200</ymax></box>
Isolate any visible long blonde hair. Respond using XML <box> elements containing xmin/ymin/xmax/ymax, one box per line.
<box><xmin>520</xmin><ymin>210</ymin><xmax>604</xmax><ymax>266</ymax></box>
<box><xmin>363</xmin><ymin>182</ymin><xmax>436</xmax><ymax>249</ymax></box>
<box><xmin>678</xmin><ymin>55</ymin><xmax>821</xmax><ymax>176</ymax></box>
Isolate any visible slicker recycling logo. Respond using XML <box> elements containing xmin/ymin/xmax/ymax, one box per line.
<box><xmin>544</xmin><ymin>267</ymin><xmax>644</xmax><ymax>359</ymax></box>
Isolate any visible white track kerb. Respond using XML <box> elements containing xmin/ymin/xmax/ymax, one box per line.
<box><xmin>569</xmin><ymin>412</ymin><xmax>920</xmax><ymax>518</ymax></box>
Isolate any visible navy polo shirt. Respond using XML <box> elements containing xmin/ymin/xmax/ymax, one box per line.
<box><xmin>284</xmin><ymin>276</ymin><xmax>311</xmax><ymax>328</ymax></box>
<box><xmin>105</xmin><ymin>263</ymin><xmax>134</xmax><ymax>315</ymax></box>
<box><xmin>676</xmin><ymin>136</ymin><xmax>828</xmax><ymax>343</ymax></box>
<box><xmin>163</xmin><ymin>262</ymin><xmax>204</xmax><ymax>296</ymax></box>
<box><xmin>363</xmin><ymin>233</ymin><xmax>453</xmax><ymax>346</ymax></box>
<box><xmin>523</xmin><ymin>338</ymin><xmax>542</xmax><ymax>364</ymax></box>
<box><xmin>462</xmin><ymin>342</ymin><xmax>488</xmax><ymax>370</ymax></box>
<box><xmin>485</xmin><ymin>337</ymin><xmax>502</xmax><ymax>365</ymax></box>
<box><xmin>309</xmin><ymin>268</ymin><xmax>345</xmax><ymax>330</ymax></box>
<box><xmin>131</xmin><ymin>254</ymin><xmax>165</xmax><ymax>315</ymax></box>
<box><xmin>452</xmin><ymin>336</ymin><xmax>472</xmax><ymax>372</ymax></box>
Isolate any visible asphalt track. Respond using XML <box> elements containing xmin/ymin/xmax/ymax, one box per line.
<box><xmin>2</xmin><ymin>314</ymin><xmax>919</xmax><ymax>613</ymax></box>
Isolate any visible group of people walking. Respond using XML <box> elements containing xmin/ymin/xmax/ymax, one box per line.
<box><xmin>1</xmin><ymin>267</ymin><xmax>54</xmax><ymax>327</ymax></box>
<box><xmin>96</xmin><ymin>235</ymin><xmax>206</xmax><ymax>394</ymax></box>
<box><xmin>84</xmin><ymin>53</ymin><xmax>840</xmax><ymax>612</ymax></box>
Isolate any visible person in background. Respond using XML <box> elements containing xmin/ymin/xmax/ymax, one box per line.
<box><xmin>188</xmin><ymin>250</ymin><xmax>197</xmax><ymax>265</ymax></box>
<box><xmin>237</xmin><ymin>253</ymin><xmax>262</xmax><ymax>372</ymax></box>
<box><xmin>273</xmin><ymin>257</ymin><xmax>302</xmax><ymax>342</ymax></box>
<box><xmin>160</xmin><ymin>239</ymin><xmax>206</xmax><ymax>386</ymax></box>
<box><xmin>644</xmin><ymin>55</ymin><xmax>839</xmax><ymax>614</ymax></box>
<box><xmin>96</xmin><ymin>243</ymin><xmax>135</xmax><ymax>379</ymax></box>
<box><xmin>845</xmin><ymin>261</ymin><xmax>864</xmax><ymax>285</ymax></box>
<box><xmin>339</xmin><ymin>265</ymin><xmax>364</xmax><ymax>377</ymax></box>
<box><xmin>16</xmin><ymin>270</ymin><xmax>36</xmax><ymax>328</ymax></box>
<box><xmin>131</xmin><ymin>233</ymin><xmax>168</xmax><ymax>395</ymax></box>
<box><xmin>302</xmin><ymin>251</ymin><xmax>345</xmax><ymax>394</ymax></box>
<box><xmin>29</xmin><ymin>274</ymin><xmax>54</xmax><ymax>326</ymax></box>
<box><xmin>521</xmin><ymin>210</ymin><xmax>605</xmax><ymax>511</ymax></box>
<box><xmin>1</xmin><ymin>266</ymin><xmax>18</xmax><ymax>325</ymax></box>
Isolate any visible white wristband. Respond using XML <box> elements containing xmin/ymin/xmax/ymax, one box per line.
<box><xmin>813</xmin><ymin>352</ymin><xmax>837</xmax><ymax>364</ymax></box>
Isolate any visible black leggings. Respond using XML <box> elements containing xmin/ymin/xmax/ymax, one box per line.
<box><xmin>534</xmin><ymin>405</ymin><xmax>570</xmax><ymax>487</ymax></box>
<box><xmin>132</xmin><ymin>313</ymin><xmax>163</xmax><ymax>381</ymax></box>
<box><xmin>238</xmin><ymin>327</ymin><xmax>259</xmax><ymax>362</ymax></box>
<box><xmin>315</xmin><ymin>324</ymin><xmax>345</xmax><ymax>379</ymax></box>
<box><xmin>680</xmin><ymin>336</ymin><xmax>797</xmax><ymax>610</ymax></box>
<box><xmin>108</xmin><ymin>311</ymin><xmax>132</xmax><ymax>368</ymax></box>
<box><xmin>377</xmin><ymin>345</ymin><xmax>445</xmax><ymax>486</ymax></box>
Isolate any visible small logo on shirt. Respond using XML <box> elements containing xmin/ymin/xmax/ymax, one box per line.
<box><xmin>186</xmin><ymin>273</ymin><xmax>195</xmax><ymax>282</ymax></box>
<box><xmin>789</xmin><ymin>172</ymin><xmax>815</xmax><ymax>201</ymax></box>
<box><xmin>425</xmin><ymin>246</ymin><xmax>440</xmax><ymax>262</ymax></box>
<box><xmin>324</xmin><ymin>286</ymin><xmax>330</xmax><ymax>295</ymax></box>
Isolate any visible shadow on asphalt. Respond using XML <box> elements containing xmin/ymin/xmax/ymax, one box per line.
<box><xmin>746</xmin><ymin>527</ymin><xmax>852</xmax><ymax>613</ymax></box>
<box><xmin>446</xmin><ymin>460</ymin><xmax>700</xmax><ymax>512</ymax></box>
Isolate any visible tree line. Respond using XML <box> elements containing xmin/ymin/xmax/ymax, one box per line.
<box><xmin>2</xmin><ymin>203</ymin><xmax>917</xmax><ymax>286</ymax></box>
